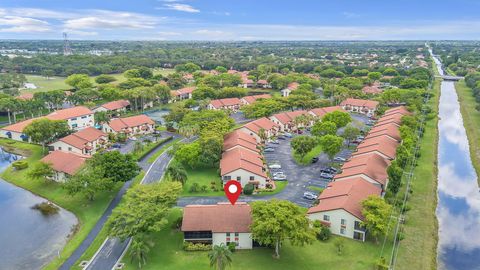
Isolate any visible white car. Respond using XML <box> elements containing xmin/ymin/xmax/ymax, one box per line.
<box><xmin>273</xmin><ymin>174</ymin><xmax>287</xmax><ymax>181</ymax></box>
<box><xmin>130</xmin><ymin>137</ymin><xmax>138</xmax><ymax>141</ymax></box>
<box><xmin>273</xmin><ymin>171</ymin><xmax>285</xmax><ymax>177</ymax></box>
<box><xmin>334</xmin><ymin>156</ymin><xmax>347</xmax><ymax>162</ymax></box>
<box><xmin>269</xmin><ymin>164</ymin><xmax>282</xmax><ymax>169</ymax></box>
<box><xmin>303</xmin><ymin>192</ymin><xmax>318</xmax><ymax>200</ymax></box>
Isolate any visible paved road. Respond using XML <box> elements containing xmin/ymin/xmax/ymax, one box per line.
<box><xmin>84</xmin><ymin>136</ymin><xmax>195</xmax><ymax>270</ymax></box>
<box><xmin>59</xmin><ymin>132</ymin><xmax>181</xmax><ymax>270</ymax></box>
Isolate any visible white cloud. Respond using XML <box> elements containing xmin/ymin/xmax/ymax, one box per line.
<box><xmin>63</xmin><ymin>10</ymin><xmax>160</xmax><ymax>30</ymax></box>
<box><xmin>161</xmin><ymin>4</ymin><xmax>200</xmax><ymax>13</ymax></box>
<box><xmin>157</xmin><ymin>31</ymin><xmax>182</xmax><ymax>36</ymax></box>
<box><xmin>0</xmin><ymin>16</ymin><xmax>51</xmax><ymax>33</ymax></box>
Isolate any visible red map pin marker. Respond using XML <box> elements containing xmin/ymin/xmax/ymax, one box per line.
<box><xmin>224</xmin><ymin>180</ymin><xmax>242</xmax><ymax>205</ymax></box>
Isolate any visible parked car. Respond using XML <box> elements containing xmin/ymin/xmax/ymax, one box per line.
<box><xmin>320</xmin><ymin>167</ymin><xmax>337</xmax><ymax>174</ymax></box>
<box><xmin>270</xmin><ymin>140</ymin><xmax>280</xmax><ymax>144</ymax></box>
<box><xmin>153</xmin><ymin>130</ymin><xmax>161</xmax><ymax>135</ymax></box>
<box><xmin>357</xmin><ymin>136</ymin><xmax>365</xmax><ymax>140</ymax></box>
<box><xmin>320</xmin><ymin>172</ymin><xmax>334</xmax><ymax>179</ymax></box>
<box><xmin>111</xmin><ymin>143</ymin><xmax>122</xmax><ymax>149</ymax></box>
<box><xmin>297</xmin><ymin>129</ymin><xmax>304</xmax><ymax>134</ymax></box>
<box><xmin>272</xmin><ymin>171</ymin><xmax>285</xmax><ymax>177</ymax></box>
<box><xmin>303</xmin><ymin>192</ymin><xmax>318</xmax><ymax>200</ymax></box>
<box><xmin>269</xmin><ymin>164</ymin><xmax>282</xmax><ymax>169</ymax></box>
<box><xmin>284</xmin><ymin>132</ymin><xmax>293</xmax><ymax>138</ymax></box>
<box><xmin>129</xmin><ymin>137</ymin><xmax>138</xmax><ymax>141</ymax></box>
<box><xmin>277</xmin><ymin>136</ymin><xmax>286</xmax><ymax>140</ymax></box>
<box><xmin>334</xmin><ymin>156</ymin><xmax>347</xmax><ymax>162</ymax></box>
<box><xmin>273</xmin><ymin>174</ymin><xmax>287</xmax><ymax>181</ymax></box>
<box><xmin>264</xmin><ymin>148</ymin><xmax>275</xmax><ymax>152</ymax></box>
<box><xmin>311</xmin><ymin>157</ymin><xmax>319</xmax><ymax>163</ymax></box>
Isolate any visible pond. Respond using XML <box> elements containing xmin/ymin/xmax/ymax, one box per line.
<box><xmin>433</xmin><ymin>53</ymin><xmax>480</xmax><ymax>270</ymax></box>
<box><xmin>0</xmin><ymin>148</ymin><xmax>77</xmax><ymax>270</ymax></box>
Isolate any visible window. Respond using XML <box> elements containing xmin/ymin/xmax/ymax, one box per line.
<box><xmin>234</xmin><ymin>233</ymin><xmax>239</xmax><ymax>237</ymax></box>
<box><xmin>68</xmin><ymin>147</ymin><xmax>72</xmax><ymax>151</ymax></box>
<box><xmin>71</xmin><ymin>117</ymin><xmax>77</xmax><ymax>121</ymax></box>
<box><xmin>341</xmin><ymin>219</ymin><xmax>346</xmax><ymax>226</ymax></box>
<box><xmin>236</xmin><ymin>176</ymin><xmax>241</xmax><ymax>181</ymax></box>
<box><xmin>81</xmin><ymin>116</ymin><xmax>87</xmax><ymax>119</ymax></box>
<box><xmin>72</xmin><ymin>124</ymin><xmax>78</xmax><ymax>128</ymax></box>
<box><xmin>340</xmin><ymin>228</ymin><xmax>346</xmax><ymax>235</ymax></box>
<box><xmin>58</xmin><ymin>147</ymin><xmax>62</xmax><ymax>150</ymax></box>
<box><xmin>249</xmin><ymin>176</ymin><xmax>255</xmax><ymax>181</ymax></box>
<box><xmin>223</xmin><ymin>176</ymin><xmax>231</xmax><ymax>181</ymax></box>
<box><xmin>323</xmin><ymin>215</ymin><xmax>330</xmax><ymax>221</ymax></box>
<box><xmin>226</xmin><ymin>233</ymin><xmax>231</xmax><ymax>237</ymax></box>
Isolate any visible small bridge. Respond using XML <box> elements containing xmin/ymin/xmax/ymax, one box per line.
<box><xmin>434</xmin><ymin>75</ymin><xmax>464</xmax><ymax>81</ymax></box>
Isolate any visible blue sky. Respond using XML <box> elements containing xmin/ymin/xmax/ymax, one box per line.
<box><xmin>1</xmin><ymin>0</ymin><xmax>480</xmax><ymax>40</ymax></box>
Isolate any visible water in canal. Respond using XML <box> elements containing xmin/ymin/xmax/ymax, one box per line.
<box><xmin>434</xmin><ymin>54</ymin><xmax>480</xmax><ymax>269</ymax></box>
<box><xmin>0</xmin><ymin>148</ymin><xmax>77</xmax><ymax>270</ymax></box>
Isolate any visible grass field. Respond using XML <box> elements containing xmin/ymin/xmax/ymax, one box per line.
<box><xmin>293</xmin><ymin>144</ymin><xmax>322</xmax><ymax>165</ymax></box>
<box><xmin>455</xmin><ymin>80</ymin><xmax>480</xmax><ymax>185</ymax></box>
<box><xmin>122</xmin><ymin>208</ymin><xmax>393</xmax><ymax>270</ymax></box>
<box><xmin>181</xmin><ymin>168</ymin><xmax>224</xmax><ymax>197</ymax></box>
<box><xmin>393</xmin><ymin>72</ymin><xmax>440</xmax><ymax>270</ymax></box>
<box><xmin>0</xmin><ymin>139</ymin><xmax>122</xmax><ymax>270</ymax></box>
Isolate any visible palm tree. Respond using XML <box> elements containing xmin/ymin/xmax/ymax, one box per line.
<box><xmin>166</xmin><ymin>162</ymin><xmax>188</xmax><ymax>185</ymax></box>
<box><xmin>129</xmin><ymin>237</ymin><xmax>153</xmax><ymax>269</ymax></box>
<box><xmin>208</xmin><ymin>244</ymin><xmax>232</xmax><ymax>270</ymax></box>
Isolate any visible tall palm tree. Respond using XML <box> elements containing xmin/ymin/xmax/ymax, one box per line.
<box><xmin>208</xmin><ymin>244</ymin><xmax>232</xmax><ymax>270</ymax></box>
<box><xmin>166</xmin><ymin>162</ymin><xmax>188</xmax><ymax>185</ymax></box>
<box><xmin>129</xmin><ymin>237</ymin><xmax>153</xmax><ymax>269</ymax></box>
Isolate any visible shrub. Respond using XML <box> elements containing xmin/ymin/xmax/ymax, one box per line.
<box><xmin>200</xmin><ymin>185</ymin><xmax>208</xmax><ymax>193</ymax></box>
<box><xmin>243</xmin><ymin>183</ymin><xmax>254</xmax><ymax>195</ymax></box>
<box><xmin>189</xmin><ymin>183</ymin><xmax>200</xmax><ymax>193</ymax></box>
<box><xmin>172</xmin><ymin>216</ymin><xmax>183</xmax><ymax>230</ymax></box>
<box><xmin>333</xmin><ymin>237</ymin><xmax>345</xmax><ymax>255</ymax></box>
<box><xmin>183</xmin><ymin>242</ymin><xmax>212</xmax><ymax>251</ymax></box>
<box><xmin>12</xmin><ymin>160</ymin><xmax>28</xmax><ymax>170</ymax></box>
<box><xmin>375</xmin><ymin>257</ymin><xmax>389</xmax><ymax>270</ymax></box>
<box><xmin>227</xmin><ymin>242</ymin><xmax>236</xmax><ymax>252</ymax></box>
<box><xmin>31</xmin><ymin>202</ymin><xmax>59</xmax><ymax>216</ymax></box>
<box><xmin>313</xmin><ymin>220</ymin><xmax>331</xmax><ymax>241</ymax></box>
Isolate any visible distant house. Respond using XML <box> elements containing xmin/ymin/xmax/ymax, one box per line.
<box><xmin>170</xmin><ymin>86</ymin><xmax>196</xmax><ymax>102</ymax></box>
<box><xmin>49</xmin><ymin>127</ymin><xmax>108</xmax><ymax>156</ymax></box>
<box><xmin>93</xmin><ymin>100</ymin><xmax>130</xmax><ymax>114</ymax></box>
<box><xmin>362</xmin><ymin>82</ymin><xmax>382</xmax><ymax>95</ymax></box>
<box><xmin>269</xmin><ymin>110</ymin><xmax>309</xmax><ymax>132</ymax></box>
<box><xmin>239</xmin><ymin>117</ymin><xmax>279</xmax><ymax>142</ymax></box>
<box><xmin>46</xmin><ymin>106</ymin><xmax>95</xmax><ymax>131</ymax></box>
<box><xmin>0</xmin><ymin>106</ymin><xmax>95</xmax><ymax>142</ymax></box>
<box><xmin>256</xmin><ymin>79</ymin><xmax>271</xmax><ymax>89</ymax></box>
<box><xmin>208</xmin><ymin>98</ymin><xmax>242</xmax><ymax>111</ymax></box>
<box><xmin>281</xmin><ymin>82</ymin><xmax>299</xmax><ymax>97</ymax></box>
<box><xmin>182</xmin><ymin>203</ymin><xmax>253</xmax><ymax>249</ymax></box>
<box><xmin>183</xmin><ymin>73</ymin><xmax>195</xmax><ymax>83</ymax></box>
<box><xmin>340</xmin><ymin>98</ymin><xmax>379</xmax><ymax>117</ymax></box>
<box><xmin>223</xmin><ymin>130</ymin><xmax>260</xmax><ymax>154</ymax></box>
<box><xmin>17</xmin><ymin>93</ymin><xmax>34</xmax><ymax>100</ymax></box>
<box><xmin>240</xmin><ymin>94</ymin><xmax>271</xmax><ymax>105</ymax></box>
<box><xmin>334</xmin><ymin>153</ymin><xmax>391</xmax><ymax>190</ymax></box>
<box><xmin>307</xmin><ymin>178</ymin><xmax>382</xmax><ymax>241</ymax></box>
<box><xmin>40</xmin><ymin>151</ymin><xmax>90</xmax><ymax>182</ymax></box>
<box><xmin>102</xmin><ymin>115</ymin><xmax>155</xmax><ymax>136</ymax></box>
<box><xmin>220</xmin><ymin>148</ymin><xmax>267</xmax><ymax>189</ymax></box>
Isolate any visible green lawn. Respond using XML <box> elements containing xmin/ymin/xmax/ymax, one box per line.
<box><xmin>307</xmin><ymin>186</ymin><xmax>324</xmax><ymax>193</ymax></box>
<box><xmin>147</xmin><ymin>138</ymin><xmax>181</xmax><ymax>163</ymax></box>
<box><xmin>22</xmin><ymin>75</ymin><xmax>70</xmax><ymax>93</ymax></box>
<box><xmin>131</xmin><ymin>136</ymin><xmax>173</xmax><ymax>161</ymax></box>
<box><xmin>0</xmin><ymin>139</ymin><xmax>123</xmax><ymax>270</ymax></box>
<box><xmin>253</xmin><ymin>180</ymin><xmax>287</xmax><ymax>196</ymax></box>
<box><xmin>122</xmin><ymin>208</ymin><xmax>393</xmax><ymax>270</ymax></box>
<box><xmin>293</xmin><ymin>144</ymin><xmax>322</xmax><ymax>165</ymax></box>
<box><xmin>394</xmin><ymin>74</ymin><xmax>440</xmax><ymax>270</ymax></box>
<box><xmin>455</xmin><ymin>80</ymin><xmax>480</xmax><ymax>185</ymax></box>
<box><xmin>181</xmin><ymin>168</ymin><xmax>224</xmax><ymax>197</ymax></box>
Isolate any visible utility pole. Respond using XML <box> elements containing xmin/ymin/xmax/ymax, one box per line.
<box><xmin>63</xmin><ymin>32</ymin><xmax>72</xmax><ymax>56</ymax></box>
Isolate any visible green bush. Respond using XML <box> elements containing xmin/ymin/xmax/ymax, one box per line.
<box><xmin>243</xmin><ymin>183</ymin><xmax>254</xmax><ymax>195</ymax></box>
<box><xmin>12</xmin><ymin>160</ymin><xmax>29</xmax><ymax>170</ymax></box>
<box><xmin>183</xmin><ymin>242</ymin><xmax>212</xmax><ymax>251</ymax></box>
<box><xmin>227</xmin><ymin>242</ymin><xmax>236</xmax><ymax>252</ymax></box>
<box><xmin>31</xmin><ymin>202</ymin><xmax>59</xmax><ymax>216</ymax></box>
<box><xmin>313</xmin><ymin>220</ymin><xmax>331</xmax><ymax>241</ymax></box>
<box><xmin>189</xmin><ymin>183</ymin><xmax>200</xmax><ymax>193</ymax></box>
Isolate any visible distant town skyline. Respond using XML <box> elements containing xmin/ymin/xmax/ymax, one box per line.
<box><xmin>1</xmin><ymin>0</ymin><xmax>480</xmax><ymax>40</ymax></box>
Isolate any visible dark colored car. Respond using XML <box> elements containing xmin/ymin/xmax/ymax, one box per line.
<box><xmin>311</xmin><ymin>157</ymin><xmax>319</xmax><ymax>163</ymax></box>
<box><xmin>112</xmin><ymin>143</ymin><xmax>122</xmax><ymax>149</ymax></box>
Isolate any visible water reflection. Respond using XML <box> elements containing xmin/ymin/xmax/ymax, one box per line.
<box><xmin>0</xmin><ymin>149</ymin><xmax>77</xmax><ymax>270</ymax></box>
<box><xmin>436</xmin><ymin>63</ymin><xmax>480</xmax><ymax>269</ymax></box>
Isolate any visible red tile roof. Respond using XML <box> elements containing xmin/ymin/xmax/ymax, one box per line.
<box><xmin>307</xmin><ymin>178</ymin><xmax>381</xmax><ymax>220</ymax></box>
<box><xmin>241</xmin><ymin>94</ymin><xmax>271</xmax><ymax>104</ymax></box>
<box><xmin>376</xmin><ymin>113</ymin><xmax>403</xmax><ymax>126</ymax></box>
<box><xmin>182</xmin><ymin>203</ymin><xmax>252</xmax><ymax>233</ymax></box>
<box><xmin>56</xmin><ymin>127</ymin><xmax>106</xmax><ymax>150</ymax></box>
<box><xmin>223</xmin><ymin>130</ymin><xmax>259</xmax><ymax>153</ymax></box>
<box><xmin>220</xmin><ymin>148</ymin><xmax>265</xmax><ymax>177</ymax></box>
<box><xmin>340</xmin><ymin>98</ymin><xmax>379</xmax><ymax>110</ymax></box>
<box><xmin>47</xmin><ymin>106</ymin><xmax>93</xmax><ymax>121</ymax></box>
<box><xmin>243</xmin><ymin>117</ymin><xmax>278</xmax><ymax>134</ymax></box>
<box><xmin>362</xmin><ymin>84</ymin><xmax>382</xmax><ymax>94</ymax></box>
<box><xmin>287</xmin><ymin>82</ymin><xmax>299</xmax><ymax>90</ymax></box>
<box><xmin>353</xmin><ymin>135</ymin><xmax>399</xmax><ymax>160</ymax></box>
<box><xmin>308</xmin><ymin>106</ymin><xmax>345</xmax><ymax>117</ymax></box>
<box><xmin>99</xmin><ymin>100</ymin><xmax>130</xmax><ymax>111</ymax></box>
<box><xmin>107</xmin><ymin>115</ymin><xmax>155</xmax><ymax>132</ymax></box>
<box><xmin>171</xmin><ymin>86</ymin><xmax>196</xmax><ymax>97</ymax></box>
<box><xmin>257</xmin><ymin>79</ymin><xmax>268</xmax><ymax>85</ymax></box>
<box><xmin>365</xmin><ymin>123</ymin><xmax>401</xmax><ymax>141</ymax></box>
<box><xmin>384</xmin><ymin>106</ymin><xmax>411</xmax><ymax>117</ymax></box>
<box><xmin>17</xmin><ymin>93</ymin><xmax>34</xmax><ymax>100</ymax></box>
<box><xmin>1</xmin><ymin>118</ymin><xmax>38</xmax><ymax>133</ymax></box>
<box><xmin>335</xmin><ymin>153</ymin><xmax>390</xmax><ymax>186</ymax></box>
<box><xmin>271</xmin><ymin>110</ymin><xmax>308</xmax><ymax>125</ymax></box>
<box><xmin>209</xmin><ymin>98</ymin><xmax>241</xmax><ymax>109</ymax></box>
<box><xmin>41</xmin><ymin>150</ymin><xmax>89</xmax><ymax>175</ymax></box>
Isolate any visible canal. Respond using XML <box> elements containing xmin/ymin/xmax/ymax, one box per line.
<box><xmin>433</xmin><ymin>53</ymin><xmax>480</xmax><ymax>269</ymax></box>
<box><xmin>0</xmin><ymin>148</ymin><xmax>77</xmax><ymax>270</ymax></box>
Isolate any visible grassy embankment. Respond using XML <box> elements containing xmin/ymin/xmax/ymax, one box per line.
<box><xmin>0</xmin><ymin>139</ymin><xmax>123</xmax><ymax>270</ymax></box>
<box><xmin>293</xmin><ymin>144</ymin><xmax>323</xmax><ymax>165</ymax></box>
<box><xmin>455</xmin><ymin>80</ymin><xmax>480</xmax><ymax>185</ymax></box>
<box><xmin>394</xmin><ymin>62</ymin><xmax>440</xmax><ymax>270</ymax></box>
